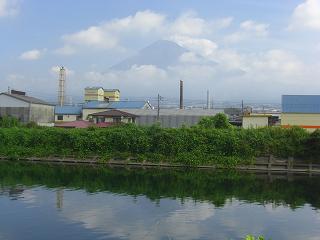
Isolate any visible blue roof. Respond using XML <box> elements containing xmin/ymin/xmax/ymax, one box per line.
<box><xmin>282</xmin><ymin>95</ymin><xmax>320</xmax><ymax>113</ymax></box>
<box><xmin>107</xmin><ymin>101</ymin><xmax>148</xmax><ymax>109</ymax></box>
<box><xmin>55</xmin><ymin>106</ymin><xmax>82</xmax><ymax>115</ymax></box>
<box><xmin>83</xmin><ymin>101</ymin><xmax>110</xmax><ymax>109</ymax></box>
<box><xmin>83</xmin><ymin>100</ymin><xmax>149</xmax><ymax>109</ymax></box>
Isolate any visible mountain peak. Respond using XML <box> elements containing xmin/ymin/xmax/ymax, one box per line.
<box><xmin>110</xmin><ymin>40</ymin><xmax>188</xmax><ymax>70</ymax></box>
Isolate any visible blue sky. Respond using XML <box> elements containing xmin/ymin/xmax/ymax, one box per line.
<box><xmin>1</xmin><ymin>0</ymin><xmax>320</xmax><ymax>103</ymax></box>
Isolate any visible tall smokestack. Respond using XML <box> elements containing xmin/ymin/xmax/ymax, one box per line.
<box><xmin>207</xmin><ymin>90</ymin><xmax>210</xmax><ymax>109</ymax></box>
<box><xmin>180</xmin><ymin>80</ymin><xmax>183</xmax><ymax>109</ymax></box>
<box><xmin>58</xmin><ymin>66</ymin><xmax>66</xmax><ymax>106</ymax></box>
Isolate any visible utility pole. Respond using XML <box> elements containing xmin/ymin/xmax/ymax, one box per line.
<box><xmin>207</xmin><ymin>89</ymin><xmax>210</xmax><ymax>109</ymax></box>
<box><xmin>179</xmin><ymin>80</ymin><xmax>184</xmax><ymax>109</ymax></box>
<box><xmin>241</xmin><ymin>100</ymin><xmax>244</xmax><ymax>116</ymax></box>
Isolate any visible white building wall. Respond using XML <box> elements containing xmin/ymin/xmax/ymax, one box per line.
<box><xmin>30</xmin><ymin>103</ymin><xmax>54</xmax><ymax>124</ymax></box>
<box><xmin>55</xmin><ymin>114</ymin><xmax>78</xmax><ymax>122</ymax></box>
<box><xmin>243</xmin><ymin>116</ymin><xmax>269</xmax><ymax>129</ymax></box>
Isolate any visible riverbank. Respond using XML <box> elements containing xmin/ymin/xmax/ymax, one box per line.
<box><xmin>1</xmin><ymin>156</ymin><xmax>320</xmax><ymax>174</ymax></box>
<box><xmin>0</xmin><ymin>120</ymin><xmax>319</xmax><ymax>167</ymax></box>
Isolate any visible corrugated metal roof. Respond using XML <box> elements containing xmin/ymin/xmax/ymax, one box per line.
<box><xmin>107</xmin><ymin>101</ymin><xmax>149</xmax><ymax>109</ymax></box>
<box><xmin>0</xmin><ymin>93</ymin><xmax>54</xmax><ymax>106</ymax></box>
<box><xmin>282</xmin><ymin>95</ymin><xmax>320</xmax><ymax>113</ymax></box>
<box><xmin>83</xmin><ymin>101</ymin><xmax>110</xmax><ymax>109</ymax></box>
<box><xmin>104</xmin><ymin>89</ymin><xmax>120</xmax><ymax>92</ymax></box>
<box><xmin>55</xmin><ymin>106</ymin><xmax>82</xmax><ymax>115</ymax></box>
<box><xmin>83</xmin><ymin>101</ymin><xmax>150</xmax><ymax>109</ymax></box>
<box><xmin>122</xmin><ymin>109</ymin><xmax>223</xmax><ymax>116</ymax></box>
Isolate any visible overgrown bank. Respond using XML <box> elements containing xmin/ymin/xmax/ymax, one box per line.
<box><xmin>0</xmin><ymin>115</ymin><xmax>319</xmax><ymax>166</ymax></box>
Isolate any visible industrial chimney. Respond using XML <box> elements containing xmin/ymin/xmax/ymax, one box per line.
<box><xmin>58</xmin><ymin>66</ymin><xmax>66</xmax><ymax>106</ymax></box>
<box><xmin>180</xmin><ymin>80</ymin><xmax>183</xmax><ymax>109</ymax></box>
<box><xmin>207</xmin><ymin>90</ymin><xmax>210</xmax><ymax>109</ymax></box>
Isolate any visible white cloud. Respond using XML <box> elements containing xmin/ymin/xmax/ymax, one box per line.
<box><xmin>250</xmin><ymin>49</ymin><xmax>304</xmax><ymax>78</ymax></box>
<box><xmin>170</xmin><ymin>11</ymin><xmax>209</xmax><ymax>37</ymax></box>
<box><xmin>19</xmin><ymin>49</ymin><xmax>45</xmax><ymax>60</ymax></box>
<box><xmin>225</xmin><ymin>20</ymin><xmax>269</xmax><ymax>43</ymax></box>
<box><xmin>0</xmin><ymin>0</ymin><xmax>19</xmax><ymax>17</ymax></box>
<box><xmin>57</xmin><ymin>11</ymin><xmax>233</xmax><ymax>55</ymax></box>
<box><xmin>288</xmin><ymin>0</ymin><xmax>320</xmax><ymax>30</ymax></box>
<box><xmin>171</xmin><ymin>35</ymin><xmax>218</xmax><ymax>57</ymax></box>
<box><xmin>58</xmin><ymin>10</ymin><xmax>165</xmax><ymax>54</ymax></box>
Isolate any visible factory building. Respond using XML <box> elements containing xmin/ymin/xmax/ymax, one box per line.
<box><xmin>123</xmin><ymin>109</ymin><xmax>223</xmax><ymax>128</ymax></box>
<box><xmin>281</xmin><ymin>95</ymin><xmax>320</xmax><ymax>132</ymax></box>
<box><xmin>84</xmin><ymin>87</ymin><xmax>105</xmax><ymax>101</ymax></box>
<box><xmin>242</xmin><ymin>114</ymin><xmax>272</xmax><ymax>129</ymax></box>
<box><xmin>84</xmin><ymin>87</ymin><xmax>120</xmax><ymax>102</ymax></box>
<box><xmin>104</xmin><ymin>89</ymin><xmax>120</xmax><ymax>101</ymax></box>
<box><xmin>0</xmin><ymin>91</ymin><xmax>54</xmax><ymax>124</ymax></box>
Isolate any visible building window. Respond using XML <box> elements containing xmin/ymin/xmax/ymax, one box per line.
<box><xmin>113</xmin><ymin>117</ymin><xmax>121</xmax><ymax>123</ymax></box>
<box><xmin>57</xmin><ymin>115</ymin><xmax>63</xmax><ymax>121</ymax></box>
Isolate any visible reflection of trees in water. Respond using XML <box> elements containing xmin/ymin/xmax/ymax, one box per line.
<box><xmin>0</xmin><ymin>186</ymin><xmax>25</xmax><ymax>200</ymax></box>
<box><xmin>0</xmin><ymin>163</ymin><xmax>320</xmax><ymax>210</ymax></box>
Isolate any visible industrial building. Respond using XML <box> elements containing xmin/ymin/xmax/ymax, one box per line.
<box><xmin>242</xmin><ymin>114</ymin><xmax>272</xmax><ymax>129</ymax></box>
<box><xmin>84</xmin><ymin>87</ymin><xmax>120</xmax><ymax>102</ymax></box>
<box><xmin>281</xmin><ymin>95</ymin><xmax>320</xmax><ymax>132</ymax></box>
<box><xmin>104</xmin><ymin>89</ymin><xmax>120</xmax><ymax>101</ymax></box>
<box><xmin>123</xmin><ymin>109</ymin><xmax>223</xmax><ymax>128</ymax></box>
<box><xmin>0</xmin><ymin>91</ymin><xmax>54</xmax><ymax>124</ymax></box>
<box><xmin>54</xmin><ymin>106</ymin><xmax>82</xmax><ymax>122</ymax></box>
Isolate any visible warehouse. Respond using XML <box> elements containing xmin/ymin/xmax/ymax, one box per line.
<box><xmin>281</xmin><ymin>95</ymin><xmax>320</xmax><ymax>132</ymax></box>
<box><xmin>123</xmin><ymin>109</ymin><xmax>223</xmax><ymax>128</ymax></box>
<box><xmin>0</xmin><ymin>91</ymin><xmax>54</xmax><ymax>124</ymax></box>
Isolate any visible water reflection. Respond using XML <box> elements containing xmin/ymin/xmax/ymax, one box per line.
<box><xmin>0</xmin><ymin>162</ymin><xmax>320</xmax><ymax>240</ymax></box>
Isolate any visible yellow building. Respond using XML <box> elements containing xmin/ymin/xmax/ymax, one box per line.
<box><xmin>84</xmin><ymin>87</ymin><xmax>105</xmax><ymax>102</ymax></box>
<box><xmin>104</xmin><ymin>89</ymin><xmax>120</xmax><ymax>101</ymax></box>
<box><xmin>281</xmin><ymin>95</ymin><xmax>320</xmax><ymax>132</ymax></box>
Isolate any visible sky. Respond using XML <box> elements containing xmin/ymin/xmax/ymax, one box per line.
<box><xmin>0</xmin><ymin>0</ymin><xmax>320</xmax><ymax>103</ymax></box>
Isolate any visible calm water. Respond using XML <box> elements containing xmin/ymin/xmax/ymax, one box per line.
<box><xmin>0</xmin><ymin>163</ymin><xmax>320</xmax><ymax>240</ymax></box>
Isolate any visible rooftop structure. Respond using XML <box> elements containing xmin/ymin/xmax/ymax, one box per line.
<box><xmin>55</xmin><ymin>106</ymin><xmax>83</xmax><ymax>115</ymax></box>
<box><xmin>84</xmin><ymin>87</ymin><xmax>121</xmax><ymax>102</ymax></box>
<box><xmin>281</xmin><ymin>95</ymin><xmax>320</xmax><ymax>132</ymax></box>
<box><xmin>82</xmin><ymin>100</ymin><xmax>152</xmax><ymax>109</ymax></box>
<box><xmin>89</xmin><ymin>109</ymin><xmax>137</xmax><ymax>118</ymax></box>
<box><xmin>282</xmin><ymin>95</ymin><xmax>320</xmax><ymax>113</ymax></box>
<box><xmin>0</xmin><ymin>91</ymin><xmax>54</xmax><ymax>124</ymax></box>
<box><xmin>0</xmin><ymin>92</ymin><xmax>54</xmax><ymax>106</ymax></box>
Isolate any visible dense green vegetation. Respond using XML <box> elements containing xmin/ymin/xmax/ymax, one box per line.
<box><xmin>0</xmin><ymin>162</ymin><xmax>319</xmax><ymax>210</ymax></box>
<box><xmin>0</xmin><ymin>114</ymin><xmax>319</xmax><ymax>165</ymax></box>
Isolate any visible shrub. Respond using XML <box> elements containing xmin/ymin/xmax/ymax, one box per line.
<box><xmin>0</xmin><ymin>116</ymin><xmax>21</xmax><ymax>128</ymax></box>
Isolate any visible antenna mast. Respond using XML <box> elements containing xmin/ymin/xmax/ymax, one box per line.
<box><xmin>58</xmin><ymin>66</ymin><xmax>66</xmax><ymax>106</ymax></box>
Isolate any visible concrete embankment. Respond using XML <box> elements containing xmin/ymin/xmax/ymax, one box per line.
<box><xmin>0</xmin><ymin>156</ymin><xmax>319</xmax><ymax>175</ymax></box>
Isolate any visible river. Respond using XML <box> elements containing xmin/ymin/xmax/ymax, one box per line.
<box><xmin>0</xmin><ymin>162</ymin><xmax>319</xmax><ymax>240</ymax></box>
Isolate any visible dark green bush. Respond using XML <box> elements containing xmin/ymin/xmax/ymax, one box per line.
<box><xmin>0</xmin><ymin>123</ymin><xmax>317</xmax><ymax>165</ymax></box>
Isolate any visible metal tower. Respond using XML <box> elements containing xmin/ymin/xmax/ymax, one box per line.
<box><xmin>58</xmin><ymin>66</ymin><xmax>66</xmax><ymax>106</ymax></box>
